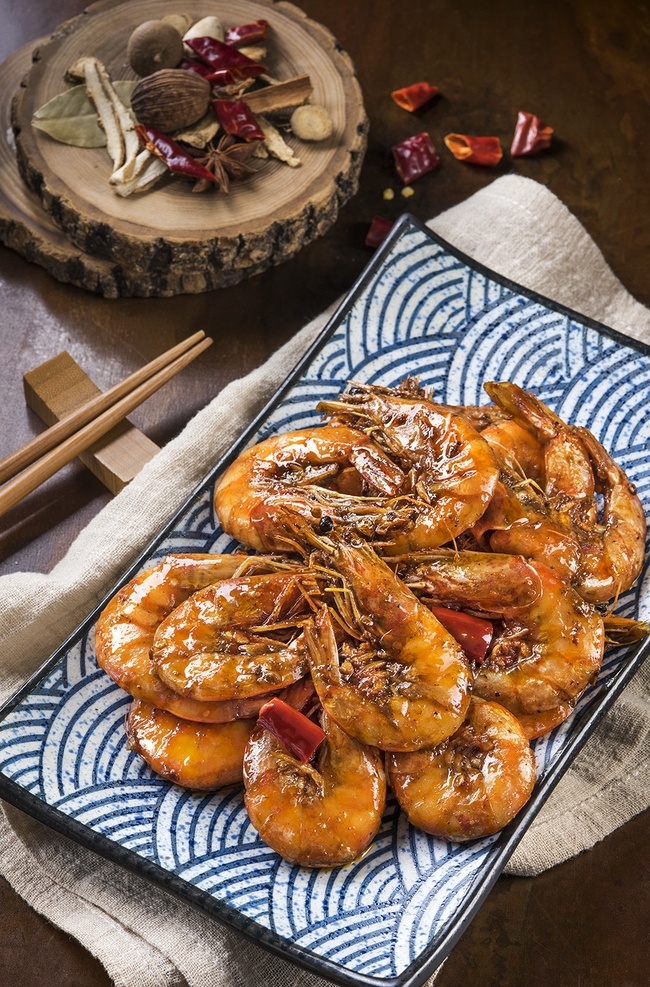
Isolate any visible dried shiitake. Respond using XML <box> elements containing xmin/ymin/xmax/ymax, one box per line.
<box><xmin>131</xmin><ymin>69</ymin><xmax>211</xmax><ymax>132</ymax></box>
<box><xmin>127</xmin><ymin>20</ymin><xmax>184</xmax><ymax>77</ymax></box>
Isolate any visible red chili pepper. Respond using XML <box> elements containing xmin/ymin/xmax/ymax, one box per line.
<box><xmin>212</xmin><ymin>99</ymin><xmax>265</xmax><ymax>141</ymax></box>
<box><xmin>391</xmin><ymin>82</ymin><xmax>440</xmax><ymax>113</ymax></box>
<box><xmin>365</xmin><ymin>216</ymin><xmax>394</xmax><ymax>248</ymax></box>
<box><xmin>430</xmin><ymin>605</ymin><xmax>493</xmax><ymax>664</ymax></box>
<box><xmin>225</xmin><ymin>19</ymin><xmax>269</xmax><ymax>47</ymax></box>
<box><xmin>135</xmin><ymin>124</ymin><xmax>218</xmax><ymax>183</ymax></box>
<box><xmin>392</xmin><ymin>132</ymin><xmax>441</xmax><ymax>184</ymax></box>
<box><xmin>444</xmin><ymin>133</ymin><xmax>503</xmax><ymax>166</ymax></box>
<box><xmin>185</xmin><ymin>36</ymin><xmax>267</xmax><ymax>80</ymax></box>
<box><xmin>177</xmin><ymin>57</ymin><xmax>214</xmax><ymax>78</ymax></box>
<box><xmin>510</xmin><ymin>110</ymin><xmax>553</xmax><ymax>157</ymax></box>
<box><xmin>257</xmin><ymin>697</ymin><xmax>326</xmax><ymax>763</ymax></box>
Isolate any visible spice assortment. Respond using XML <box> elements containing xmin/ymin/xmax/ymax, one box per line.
<box><xmin>9</xmin><ymin>0</ymin><xmax>367</xmax><ymax>296</ymax></box>
<box><xmin>30</xmin><ymin>9</ymin><xmax>337</xmax><ymax>198</ymax></box>
<box><xmin>366</xmin><ymin>79</ymin><xmax>555</xmax><ymax>248</ymax></box>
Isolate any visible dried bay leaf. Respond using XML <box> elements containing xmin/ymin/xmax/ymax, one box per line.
<box><xmin>32</xmin><ymin>81</ymin><xmax>136</xmax><ymax>147</ymax></box>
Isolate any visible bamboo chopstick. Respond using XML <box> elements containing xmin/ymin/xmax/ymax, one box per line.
<box><xmin>0</xmin><ymin>333</ymin><xmax>212</xmax><ymax>518</ymax></box>
<box><xmin>0</xmin><ymin>330</ymin><xmax>209</xmax><ymax>486</ymax></box>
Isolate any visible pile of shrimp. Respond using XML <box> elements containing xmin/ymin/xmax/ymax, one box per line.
<box><xmin>95</xmin><ymin>378</ymin><xmax>648</xmax><ymax>868</ymax></box>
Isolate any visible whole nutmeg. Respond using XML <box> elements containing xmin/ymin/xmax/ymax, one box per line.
<box><xmin>131</xmin><ymin>69</ymin><xmax>212</xmax><ymax>132</ymax></box>
<box><xmin>127</xmin><ymin>20</ymin><xmax>184</xmax><ymax>76</ymax></box>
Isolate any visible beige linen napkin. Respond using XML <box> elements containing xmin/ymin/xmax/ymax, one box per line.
<box><xmin>1</xmin><ymin>174</ymin><xmax>649</xmax><ymax>986</ymax></box>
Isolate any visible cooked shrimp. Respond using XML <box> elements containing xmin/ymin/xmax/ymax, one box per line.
<box><xmin>95</xmin><ymin>553</ymin><xmax>300</xmax><ymax>722</ymax></box>
<box><xmin>491</xmin><ymin>612</ymin><xmax>647</xmax><ymax>741</ymax></box>
<box><xmin>572</xmin><ymin>424</ymin><xmax>647</xmax><ymax>603</ymax></box>
<box><xmin>316</xmin><ymin>380</ymin><xmax>499</xmax><ymax>552</ymax></box>
<box><xmin>482</xmin><ymin>382</ymin><xmax>646</xmax><ymax>603</ymax></box>
<box><xmin>472</xmin><ymin>475</ymin><xmax>585</xmax><ymax>585</ymax></box>
<box><xmin>480</xmin><ymin>417</ymin><xmax>546</xmax><ymax>485</ymax></box>
<box><xmin>386</xmin><ymin>697</ymin><xmax>536</xmax><ymax>841</ymax></box>
<box><xmin>126</xmin><ymin>700</ymin><xmax>255</xmax><ymax>789</ymax></box>
<box><xmin>150</xmin><ymin>570</ymin><xmax>322</xmax><ymax>702</ymax></box>
<box><xmin>214</xmin><ymin>424</ymin><xmax>411</xmax><ymax>553</ymax></box>
<box><xmin>394</xmin><ymin>549</ymin><xmax>604</xmax><ymax>716</ymax></box>
<box><xmin>302</xmin><ymin>532</ymin><xmax>472</xmax><ymax>751</ymax></box>
<box><xmin>243</xmin><ymin>706</ymin><xmax>386</xmax><ymax>867</ymax></box>
<box><xmin>516</xmin><ymin>703</ymin><xmax>573</xmax><ymax>741</ymax></box>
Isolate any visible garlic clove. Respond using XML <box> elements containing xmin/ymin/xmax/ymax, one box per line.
<box><xmin>183</xmin><ymin>15</ymin><xmax>225</xmax><ymax>57</ymax></box>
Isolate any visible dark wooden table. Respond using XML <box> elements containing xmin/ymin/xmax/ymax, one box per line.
<box><xmin>1</xmin><ymin>1</ymin><xmax>649</xmax><ymax>985</ymax></box>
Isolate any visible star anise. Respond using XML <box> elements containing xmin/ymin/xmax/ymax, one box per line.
<box><xmin>192</xmin><ymin>133</ymin><xmax>263</xmax><ymax>193</ymax></box>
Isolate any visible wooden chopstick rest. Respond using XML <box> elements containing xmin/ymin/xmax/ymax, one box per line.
<box><xmin>0</xmin><ymin>334</ymin><xmax>212</xmax><ymax>517</ymax></box>
<box><xmin>23</xmin><ymin>351</ymin><xmax>160</xmax><ymax>495</ymax></box>
<box><xmin>5</xmin><ymin>330</ymin><xmax>209</xmax><ymax>487</ymax></box>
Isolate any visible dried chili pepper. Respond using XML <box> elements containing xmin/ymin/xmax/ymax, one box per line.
<box><xmin>177</xmin><ymin>57</ymin><xmax>214</xmax><ymax>78</ymax></box>
<box><xmin>365</xmin><ymin>216</ymin><xmax>394</xmax><ymax>248</ymax></box>
<box><xmin>444</xmin><ymin>133</ymin><xmax>503</xmax><ymax>166</ymax></box>
<box><xmin>510</xmin><ymin>110</ymin><xmax>553</xmax><ymax>157</ymax></box>
<box><xmin>391</xmin><ymin>82</ymin><xmax>440</xmax><ymax>113</ymax></box>
<box><xmin>185</xmin><ymin>36</ymin><xmax>267</xmax><ymax>82</ymax></box>
<box><xmin>429</xmin><ymin>606</ymin><xmax>493</xmax><ymax>664</ymax></box>
<box><xmin>213</xmin><ymin>99</ymin><xmax>265</xmax><ymax>142</ymax></box>
<box><xmin>135</xmin><ymin>123</ymin><xmax>218</xmax><ymax>183</ymax></box>
<box><xmin>392</xmin><ymin>132</ymin><xmax>441</xmax><ymax>184</ymax></box>
<box><xmin>257</xmin><ymin>697</ymin><xmax>326</xmax><ymax>763</ymax></box>
<box><xmin>225</xmin><ymin>19</ymin><xmax>269</xmax><ymax>47</ymax></box>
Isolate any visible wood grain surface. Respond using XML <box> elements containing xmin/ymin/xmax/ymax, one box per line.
<box><xmin>10</xmin><ymin>0</ymin><xmax>368</xmax><ymax>295</ymax></box>
<box><xmin>1</xmin><ymin>1</ymin><xmax>649</xmax><ymax>985</ymax></box>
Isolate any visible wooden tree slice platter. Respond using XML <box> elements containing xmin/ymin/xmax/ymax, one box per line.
<box><xmin>11</xmin><ymin>0</ymin><xmax>368</xmax><ymax>297</ymax></box>
<box><xmin>0</xmin><ymin>41</ymin><xmax>152</xmax><ymax>297</ymax></box>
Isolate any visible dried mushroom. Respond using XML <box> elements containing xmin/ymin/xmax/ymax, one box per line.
<box><xmin>127</xmin><ymin>20</ymin><xmax>184</xmax><ymax>76</ymax></box>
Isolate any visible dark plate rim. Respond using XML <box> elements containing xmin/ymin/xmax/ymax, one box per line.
<box><xmin>1</xmin><ymin>211</ymin><xmax>649</xmax><ymax>987</ymax></box>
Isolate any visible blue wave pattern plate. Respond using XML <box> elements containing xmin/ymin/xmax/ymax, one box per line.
<box><xmin>1</xmin><ymin>216</ymin><xmax>649</xmax><ymax>987</ymax></box>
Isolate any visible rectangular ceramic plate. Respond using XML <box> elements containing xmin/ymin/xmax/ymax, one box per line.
<box><xmin>1</xmin><ymin>215</ymin><xmax>649</xmax><ymax>987</ymax></box>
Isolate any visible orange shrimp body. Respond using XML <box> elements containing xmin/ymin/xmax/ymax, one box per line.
<box><xmin>214</xmin><ymin>424</ymin><xmax>411</xmax><ymax>553</ymax></box>
<box><xmin>396</xmin><ymin>549</ymin><xmax>604</xmax><ymax>717</ymax></box>
<box><xmin>95</xmin><ymin>553</ymin><xmax>300</xmax><ymax>723</ymax></box>
<box><xmin>126</xmin><ymin>700</ymin><xmax>255</xmax><ymax>789</ymax></box>
<box><xmin>243</xmin><ymin>708</ymin><xmax>386</xmax><ymax>867</ymax></box>
<box><xmin>316</xmin><ymin>381</ymin><xmax>500</xmax><ymax>552</ymax></box>
<box><xmin>479</xmin><ymin>382</ymin><xmax>646</xmax><ymax>604</ymax></box>
<box><xmin>150</xmin><ymin>570</ymin><xmax>321</xmax><ymax>702</ymax></box>
<box><xmin>386</xmin><ymin>698</ymin><xmax>536</xmax><ymax>841</ymax></box>
<box><xmin>304</xmin><ymin>536</ymin><xmax>472</xmax><ymax>751</ymax></box>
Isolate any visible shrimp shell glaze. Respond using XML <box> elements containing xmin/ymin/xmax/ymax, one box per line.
<box><xmin>316</xmin><ymin>380</ymin><xmax>500</xmax><ymax>551</ymax></box>
<box><xmin>214</xmin><ymin>424</ymin><xmax>410</xmax><ymax>553</ymax></box>
<box><xmin>396</xmin><ymin>549</ymin><xmax>605</xmax><ymax>717</ymax></box>
<box><xmin>304</xmin><ymin>535</ymin><xmax>472</xmax><ymax>751</ymax></box>
<box><xmin>150</xmin><ymin>570</ymin><xmax>322</xmax><ymax>702</ymax></box>
<box><xmin>483</xmin><ymin>381</ymin><xmax>647</xmax><ymax>604</ymax></box>
<box><xmin>386</xmin><ymin>697</ymin><xmax>536</xmax><ymax>841</ymax></box>
<box><xmin>126</xmin><ymin>700</ymin><xmax>255</xmax><ymax>789</ymax></box>
<box><xmin>95</xmin><ymin>553</ymin><xmax>301</xmax><ymax>722</ymax></box>
<box><xmin>243</xmin><ymin>707</ymin><xmax>386</xmax><ymax>867</ymax></box>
